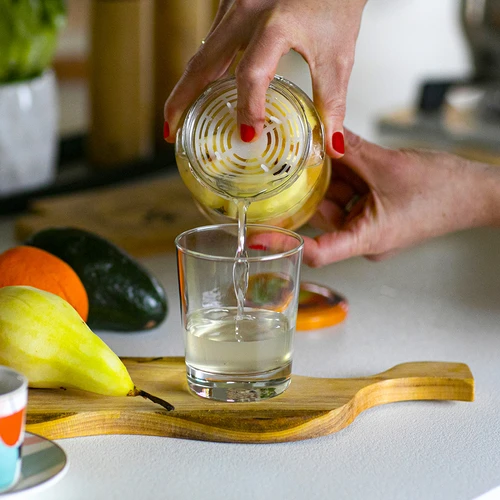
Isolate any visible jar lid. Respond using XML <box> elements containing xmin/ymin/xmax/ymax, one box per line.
<box><xmin>297</xmin><ymin>282</ymin><xmax>348</xmax><ymax>331</ymax></box>
<box><xmin>181</xmin><ymin>76</ymin><xmax>313</xmax><ymax>200</ymax></box>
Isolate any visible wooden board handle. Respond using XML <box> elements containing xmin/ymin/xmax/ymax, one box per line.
<box><xmin>347</xmin><ymin>361</ymin><xmax>474</xmax><ymax>412</ymax></box>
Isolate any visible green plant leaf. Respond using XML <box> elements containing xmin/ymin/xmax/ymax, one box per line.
<box><xmin>0</xmin><ymin>0</ymin><xmax>67</xmax><ymax>83</ymax></box>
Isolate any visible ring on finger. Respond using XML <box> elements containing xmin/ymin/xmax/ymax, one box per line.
<box><xmin>344</xmin><ymin>194</ymin><xmax>361</xmax><ymax>215</ymax></box>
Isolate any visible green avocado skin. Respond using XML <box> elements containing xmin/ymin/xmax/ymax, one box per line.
<box><xmin>26</xmin><ymin>228</ymin><xmax>168</xmax><ymax>332</ymax></box>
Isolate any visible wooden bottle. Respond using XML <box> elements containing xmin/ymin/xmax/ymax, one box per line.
<box><xmin>89</xmin><ymin>0</ymin><xmax>154</xmax><ymax>167</ymax></box>
<box><xmin>153</xmin><ymin>0</ymin><xmax>218</xmax><ymax>147</ymax></box>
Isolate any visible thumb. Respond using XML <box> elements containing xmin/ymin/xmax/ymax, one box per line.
<box><xmin>338</xmin><ymin>128</ymin><xmax>394</xmax><ymax>187</ymax></box>
<box><xmin>302</xmin><ymin>229</ymin><xmax>364</xmax><ymax>267</ymax></box>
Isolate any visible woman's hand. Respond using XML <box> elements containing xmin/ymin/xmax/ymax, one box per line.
<box><xmin>163</xmin><ymin>0</ymin><xmax>367</xmax><ymax>158</ymax></box>
<box><xmin>302</xmin><ymin>130</ymin><xmax>500</xmax><ymax>267</ymax></box>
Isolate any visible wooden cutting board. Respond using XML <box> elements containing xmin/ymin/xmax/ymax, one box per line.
<box><xmin>15</xmin><ymin>175</ymin><xmax>206</xmax><ymax>257</ymax></box>
<box><xmin>26</xmin><ymin>357</ymin><xmax>474</xmax><ymax>444</ymax></box>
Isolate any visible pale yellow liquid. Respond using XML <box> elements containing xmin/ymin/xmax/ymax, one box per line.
<box><xmin>185</xmin><ymin>307</ymin><xmax>293</xmax><ymax>374</ymax></box>
<box><xmin>177</xmin><ymin>153</ymin><xmax>329</xmax><ymax>229</ymax></box>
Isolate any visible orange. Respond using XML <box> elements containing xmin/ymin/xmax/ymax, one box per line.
<box><xmin>0</xmin><ymin>246</ymin><xmax>89</xmax><ymax>321</ymax></box>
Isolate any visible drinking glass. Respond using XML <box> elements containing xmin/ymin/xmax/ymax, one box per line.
<box><xmin>176</xmin><ymin>224</ymin><xmax>303</xmax><ymax>402</ymax></box>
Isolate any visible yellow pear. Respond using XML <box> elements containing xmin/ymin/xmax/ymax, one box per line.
<box><xmin>0</xmin><ymin>286</ymin><xmax>173</xmax><ymax>410</ymax></box>
<box><xmin>236</xmin><ymin>170</ymin><xmax>309</xmax><ymax>221</ymax></box>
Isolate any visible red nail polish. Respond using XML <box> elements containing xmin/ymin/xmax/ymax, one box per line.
<box><xmin>249</xmin><ymin>244</ymin><xmax>267</xmax><ymax>251</ymax></box>
<box><xmin>332</xmin><ymin>131</ymin><xmax>345</xmax><ymax>154</ymax></box>
<box><xmin>240</xmin><ymin>124</ymin><xmax>255</xmax><ymax>143</ymax></box>
<box><xmin>163</xmin><ymin>121</ymin><xmax>170</xmax><ymax>141</ymax></box>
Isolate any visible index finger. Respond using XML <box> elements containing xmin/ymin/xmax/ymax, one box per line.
<box><xmin>301</xmin><ymin>231</ymin><xmax>363</xmax><ymax>268</ymax></box>
<box><xmin>164</xmin><ymin>52</ymin><xmax>238</xmax><ymax>142</ymax></box>
<box><xmin>235</xmin><ymin>24</ymin><xmax>291</xmax><ymax>141</ymax></box>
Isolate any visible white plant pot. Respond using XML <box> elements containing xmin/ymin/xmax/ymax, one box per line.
<box><xmin>0</xmin><ymin>70</ymin><xmax>58</xmax><ymax>197</ymax></box>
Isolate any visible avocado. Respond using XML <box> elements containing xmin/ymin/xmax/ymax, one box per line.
<box><xmin>26</xmin><ymin>227</ymin><xmax>167</xmax><ymax>332</ymax></box>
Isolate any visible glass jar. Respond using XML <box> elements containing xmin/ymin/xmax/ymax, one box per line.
<box><xmin>175</xmin><ymin>75</ymin><xmax>330</xmax><ymax>229</ymax></box>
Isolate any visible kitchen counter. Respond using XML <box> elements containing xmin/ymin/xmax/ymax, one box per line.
<box><xmin>1</xmin><ymin>214</ymin><xmax>499</xmax><ymax>500</ymax></box>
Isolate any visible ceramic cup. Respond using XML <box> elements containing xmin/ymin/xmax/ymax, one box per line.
<box><xmin>0</xmin><ymin>366</ymin><xmax>28</xmax><ymax>492</ymax></box>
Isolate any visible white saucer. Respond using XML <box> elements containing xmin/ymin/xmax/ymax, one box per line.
<box><xmin>1</xmin><ymin>432</ymin><xmax>68</xmax><ymax>496</ymax></box>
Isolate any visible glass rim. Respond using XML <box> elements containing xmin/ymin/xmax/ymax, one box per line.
<box><xmin>175</xmin><ymin>223</ymin><xmax>304</xmax><ymax>262</ymax></box>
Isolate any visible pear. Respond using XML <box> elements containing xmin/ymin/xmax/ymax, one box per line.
<box><xmin>225</xmin><ymin>169</ymin><xmax>309</xmax><ymax>221</ymax></box>
<box><xmin>0</xmin><ymin>286</ymin><xmax>173</xmax><ymax>410</ymax></box>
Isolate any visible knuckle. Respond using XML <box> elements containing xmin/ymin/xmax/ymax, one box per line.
<box><xmin>234</xmin><ymin>0</ymin><xmax>253</xmax><ymax>10</ymax></box>
<box><xmin>346</xmin><ymin>131</ymin><xmax>363</xmax><ymax>152</ymax></box>
<box><xmin>164</xmin><ymin>92</ymin><xmax>180</xmax><ymax>122</ymax></box>
<box><xmin>307</xmin><ymin>253</ymin><xmax>325</xmax><ymax>268</ymax></box>
<box><xmin>236</xmin><ymin>64</ymin><xmax>271</xmax><ymax>87</ymax></box>
<box><xmin>336</xmin><ymin>52</ymin><xmax>355</xmax><ymax>71</ymax></box>
<box><xmin>234</xmin><ymin>0</ymin><xmax>263</xmax><ymax>15</ymax></box>
<box><xmin>398</xmin><ymin>147</ymin><xmax>421</xmax><ymax>158</ymax></box>
<box><xmin>388</xmin><ymin>148</ymin><xmax>415</xmax><ymax>174</ymax></box>
<box><xmin>235</xmin><ymin>66</ymin><xmax>273</xmax><ymax>123</ymax></box>
<box><xmin>331</xmin><ymin>100</ymin><xmax>347</xmax><ymax>118</ymax></box>
<box><xmin>239</xmin><ymin>108</ymin><xmax>266</xmax><ymax>126</ymax></box>
<box><xmin>365</xmin><ymin>253</ymin><xmax>384</xmax><ymax>262</ymax></box>
<box><xmin>324</xmin><ymin>97</ymin><xmax>347</xmax><ymax>120</ymax></box>
<box><xmin>184</xmin><ymin>52</ymin><xmax>208</xmax><ymax>79</ymax></box>
<box><xmin>265</xmin><ymin>19</ymin><xmax>289</xmax><ymax>45</ymax></box>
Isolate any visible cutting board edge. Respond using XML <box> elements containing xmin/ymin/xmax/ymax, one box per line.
<box><xmin>25</xmin><ymin>406</ymin><xmax>348</xmax><ymax>444</ymax></box>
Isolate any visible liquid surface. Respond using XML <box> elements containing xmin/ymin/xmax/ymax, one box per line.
<box><xmin>185</xmin><ymin>307</ymin><xmax>293</xmax><ymax>374</ymax></box>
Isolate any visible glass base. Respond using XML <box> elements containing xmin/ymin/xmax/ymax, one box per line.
<box><xmin>186</xmin><ymin>363</ymin><xmax>292</xmax><ymax>402</ymax></box>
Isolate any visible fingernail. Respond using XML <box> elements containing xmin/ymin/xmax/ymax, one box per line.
<box><xmin>332</xmin><ymin>131</ymin><xmax>345</xmax><ymax>155</ymax></box>
<box><xmin>249</xmin><ymin>244</ymin><xmax>267</xmax><ymax>251</ymax></box>
<box><xmin>163</xmin><ymin>121</ymin><xmax>170</xmax><ymax>141</ymax></box>
<box><xmin>240</xmin><ymin>124</ymin><xmax>255</xmax><ymax>143</ymax></box>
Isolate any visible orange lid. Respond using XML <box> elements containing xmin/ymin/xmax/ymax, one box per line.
<box><xmin>296</xmin><ymin>282</ymin><xmax>348</xmax><ymax>331</ymax></box>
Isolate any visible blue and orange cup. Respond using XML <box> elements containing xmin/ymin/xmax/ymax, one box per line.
<box><xmin>0</xmin><ymin>366</ymin><xmax>27</xmax><ymax>493</ymax></box>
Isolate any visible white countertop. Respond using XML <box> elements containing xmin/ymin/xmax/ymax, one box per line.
<box><xmin>3</xmin><ymin>3</ymin><xmax>494</xmax><ymax>496</ymax></box>
<box><xmin>1</xmin><ymin>215</ymin><xmax>499</xmax><ymax>500</ymax></box>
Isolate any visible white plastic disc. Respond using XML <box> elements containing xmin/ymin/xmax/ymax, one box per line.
<box><xmin>189</xmin><ymin>85</ymin><xmax>307</xmax><ymax>199</ymax></box>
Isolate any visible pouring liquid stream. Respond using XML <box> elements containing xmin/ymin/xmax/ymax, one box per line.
<box><xmin>233</xmin><ymin>200</ymin><xmax>250</xmax><ymax>341</ymax></box>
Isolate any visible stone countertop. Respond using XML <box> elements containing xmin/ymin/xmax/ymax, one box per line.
<box><xmin>2</xmin><ymin>215</ymin><xmax>499</xmax><ymax>500</ymax></box>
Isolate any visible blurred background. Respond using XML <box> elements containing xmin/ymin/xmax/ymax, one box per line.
<box><xmin>1</xmin><ymin>0</ymin><xmax>499</xmax><ymax>229</ymax></box>
<box><xmin>50</xmin><ymin>0</ymin><xmax>500</xmax><ymax>160</ymax></box>
<box><xmin>55</xmin><ymin>0</ymin><xmax>472</xmax><ymax>138</ymax></box>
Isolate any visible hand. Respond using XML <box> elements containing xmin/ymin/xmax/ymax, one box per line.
<box><xmin>302</xmin><ymin>130</ymin><xmax>500</xmax><ymax>267</ymax></box>
<box><xmin>163</xmin><ymin>0</ymin><xmax>367</xmax><ymax>158</ymax></box>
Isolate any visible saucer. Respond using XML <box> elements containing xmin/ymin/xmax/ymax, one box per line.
<box><xmin>1</xmin><ymin>432</ymin><xmax>68</xmax><ymax>496</ymax></box>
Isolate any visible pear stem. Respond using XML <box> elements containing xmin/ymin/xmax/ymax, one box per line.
<box><xmin>129</xmin><ymin>387</ymin><xmax>175</xmax><ymax>411</ymax></box>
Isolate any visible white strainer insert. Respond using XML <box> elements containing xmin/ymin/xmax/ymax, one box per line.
<box><xmin>188</xmin><ymin>85</ymin><xmax>307</xmax><ymax>199</ymax></box>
